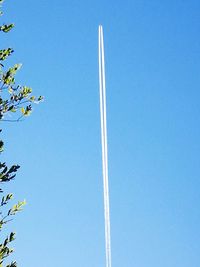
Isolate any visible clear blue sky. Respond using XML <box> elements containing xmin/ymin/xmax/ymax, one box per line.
<box><xmin>1</xmin><ymin>0</ymin><xmax>200</xmax><ymax>266</ymax></box>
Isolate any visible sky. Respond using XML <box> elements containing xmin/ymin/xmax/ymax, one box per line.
<box><xmin>1</xmin><ymin>0</ymin><xmax>200</xmax><ymax>266</ymax></box>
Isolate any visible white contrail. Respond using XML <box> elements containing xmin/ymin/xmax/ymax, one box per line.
<box><xmin>98</xmin><ymin>25</ymin><xmax>112</xmax><ymax>267</ymax></box>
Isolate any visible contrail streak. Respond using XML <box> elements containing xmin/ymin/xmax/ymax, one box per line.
<box><xmin>98</xmin><ymin>25</ymin><xmax>112</xmax><ymax>267</ymax></box>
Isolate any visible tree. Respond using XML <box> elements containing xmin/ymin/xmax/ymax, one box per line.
<box><xmin>0</xmin><ymin>1</ymin><xmax>43</xmax><ymax>266</ymax></box>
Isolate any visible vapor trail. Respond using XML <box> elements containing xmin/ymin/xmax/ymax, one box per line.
<box><xmin>98</xmin><ymin>25</ymin><xmax>112</xmax><ymax>267</ymax></box>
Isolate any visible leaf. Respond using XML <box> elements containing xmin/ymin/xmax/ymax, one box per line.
<box><xmin>9</xmin><ymin>200</ymin><xmax>26</xmax><ymax>215</ymax></box>
<box><xmin>9</xmin><ymin>232</ymin><xmax>15</xmax><ymax>242</ymax></box>
<box><xmin>8</xmin><ymin>87</ymin><xmax>13</xmax><ymax>94</ymax></box>
<box><xmin>0</xmin><ymin>140</ymin><xmax>4</xmax><ymax>152</ymax></box>
<box><xmin>20</xmin><ymin>107</ymin><xmax>25</xmax><ymax>115</ymax></box>
<box><xmin>29</xmin><ymin>96</ymin><xmax>35</xmax><ymax>102</ymax></box>
<box><xmin>38</xmin><ymin>96</ymin><xmax>44</xmax><ymax>101</ymax></box>
<box><xmin>0</xmin><ymin>23</ymin><xmax>14</xmax><ymax>33</ymax></box>
<box><xmin>0</xmin><ymin>48</ymin><xmax>13</xmax><ymax>61</ymax></box>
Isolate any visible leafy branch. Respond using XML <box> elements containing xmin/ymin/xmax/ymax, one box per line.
<box><xmin>0</xmin><ymin>1</ymin><xmax>43</xmax><ymax>266</ymax></box>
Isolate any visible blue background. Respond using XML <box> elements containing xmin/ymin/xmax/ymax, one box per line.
<box><xmin>1</xmin><ymin>0</ymin><xmax>200</xmax><ymax>266</ymax></box>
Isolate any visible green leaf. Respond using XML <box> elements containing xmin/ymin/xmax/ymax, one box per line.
<box><xmin>9</xmin><ymin>200</ymin><xmax>26</xmax><ymax>215</ymax></box>
<box><xmin>9</xmin><ymin>232</ymin><xmax>15</xmax><ymax>242</ymax></box>
<box><xmin>0</xmin><ymin>140</ymin><xmax>4</xmax><ymax>152</ymax></box>
<box><xmin>38</xmin><ymin>95</ymin><xmax>44</xmax><ymax>101</ymax></box>
<box><xmin>8</xmin><ymin>87</ymin><xmax>13</xmax><ymax>94</ymax></box>
<box><xmin>0</xmin><ymin>48</ymin><xmax>14</xmax><ymax>61</ymax></box>
<box><xmin>2</xmin><ymin>64</ymin><xmax>22</xmax><ymax>85</ymax></box>
<box><xmin>29</xmin><ymin>96</ymin><xmax>35</xmax><ymax>102</ymax></box>
<box><xmin>0</xmin><ymin>23</ymin><xmax>14</xmax><ymax>33</ymax></box>
<box><xmin>20</xmin><ymin>107</ymin><xmax>25</xmax><ymax>115</ymax></box>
